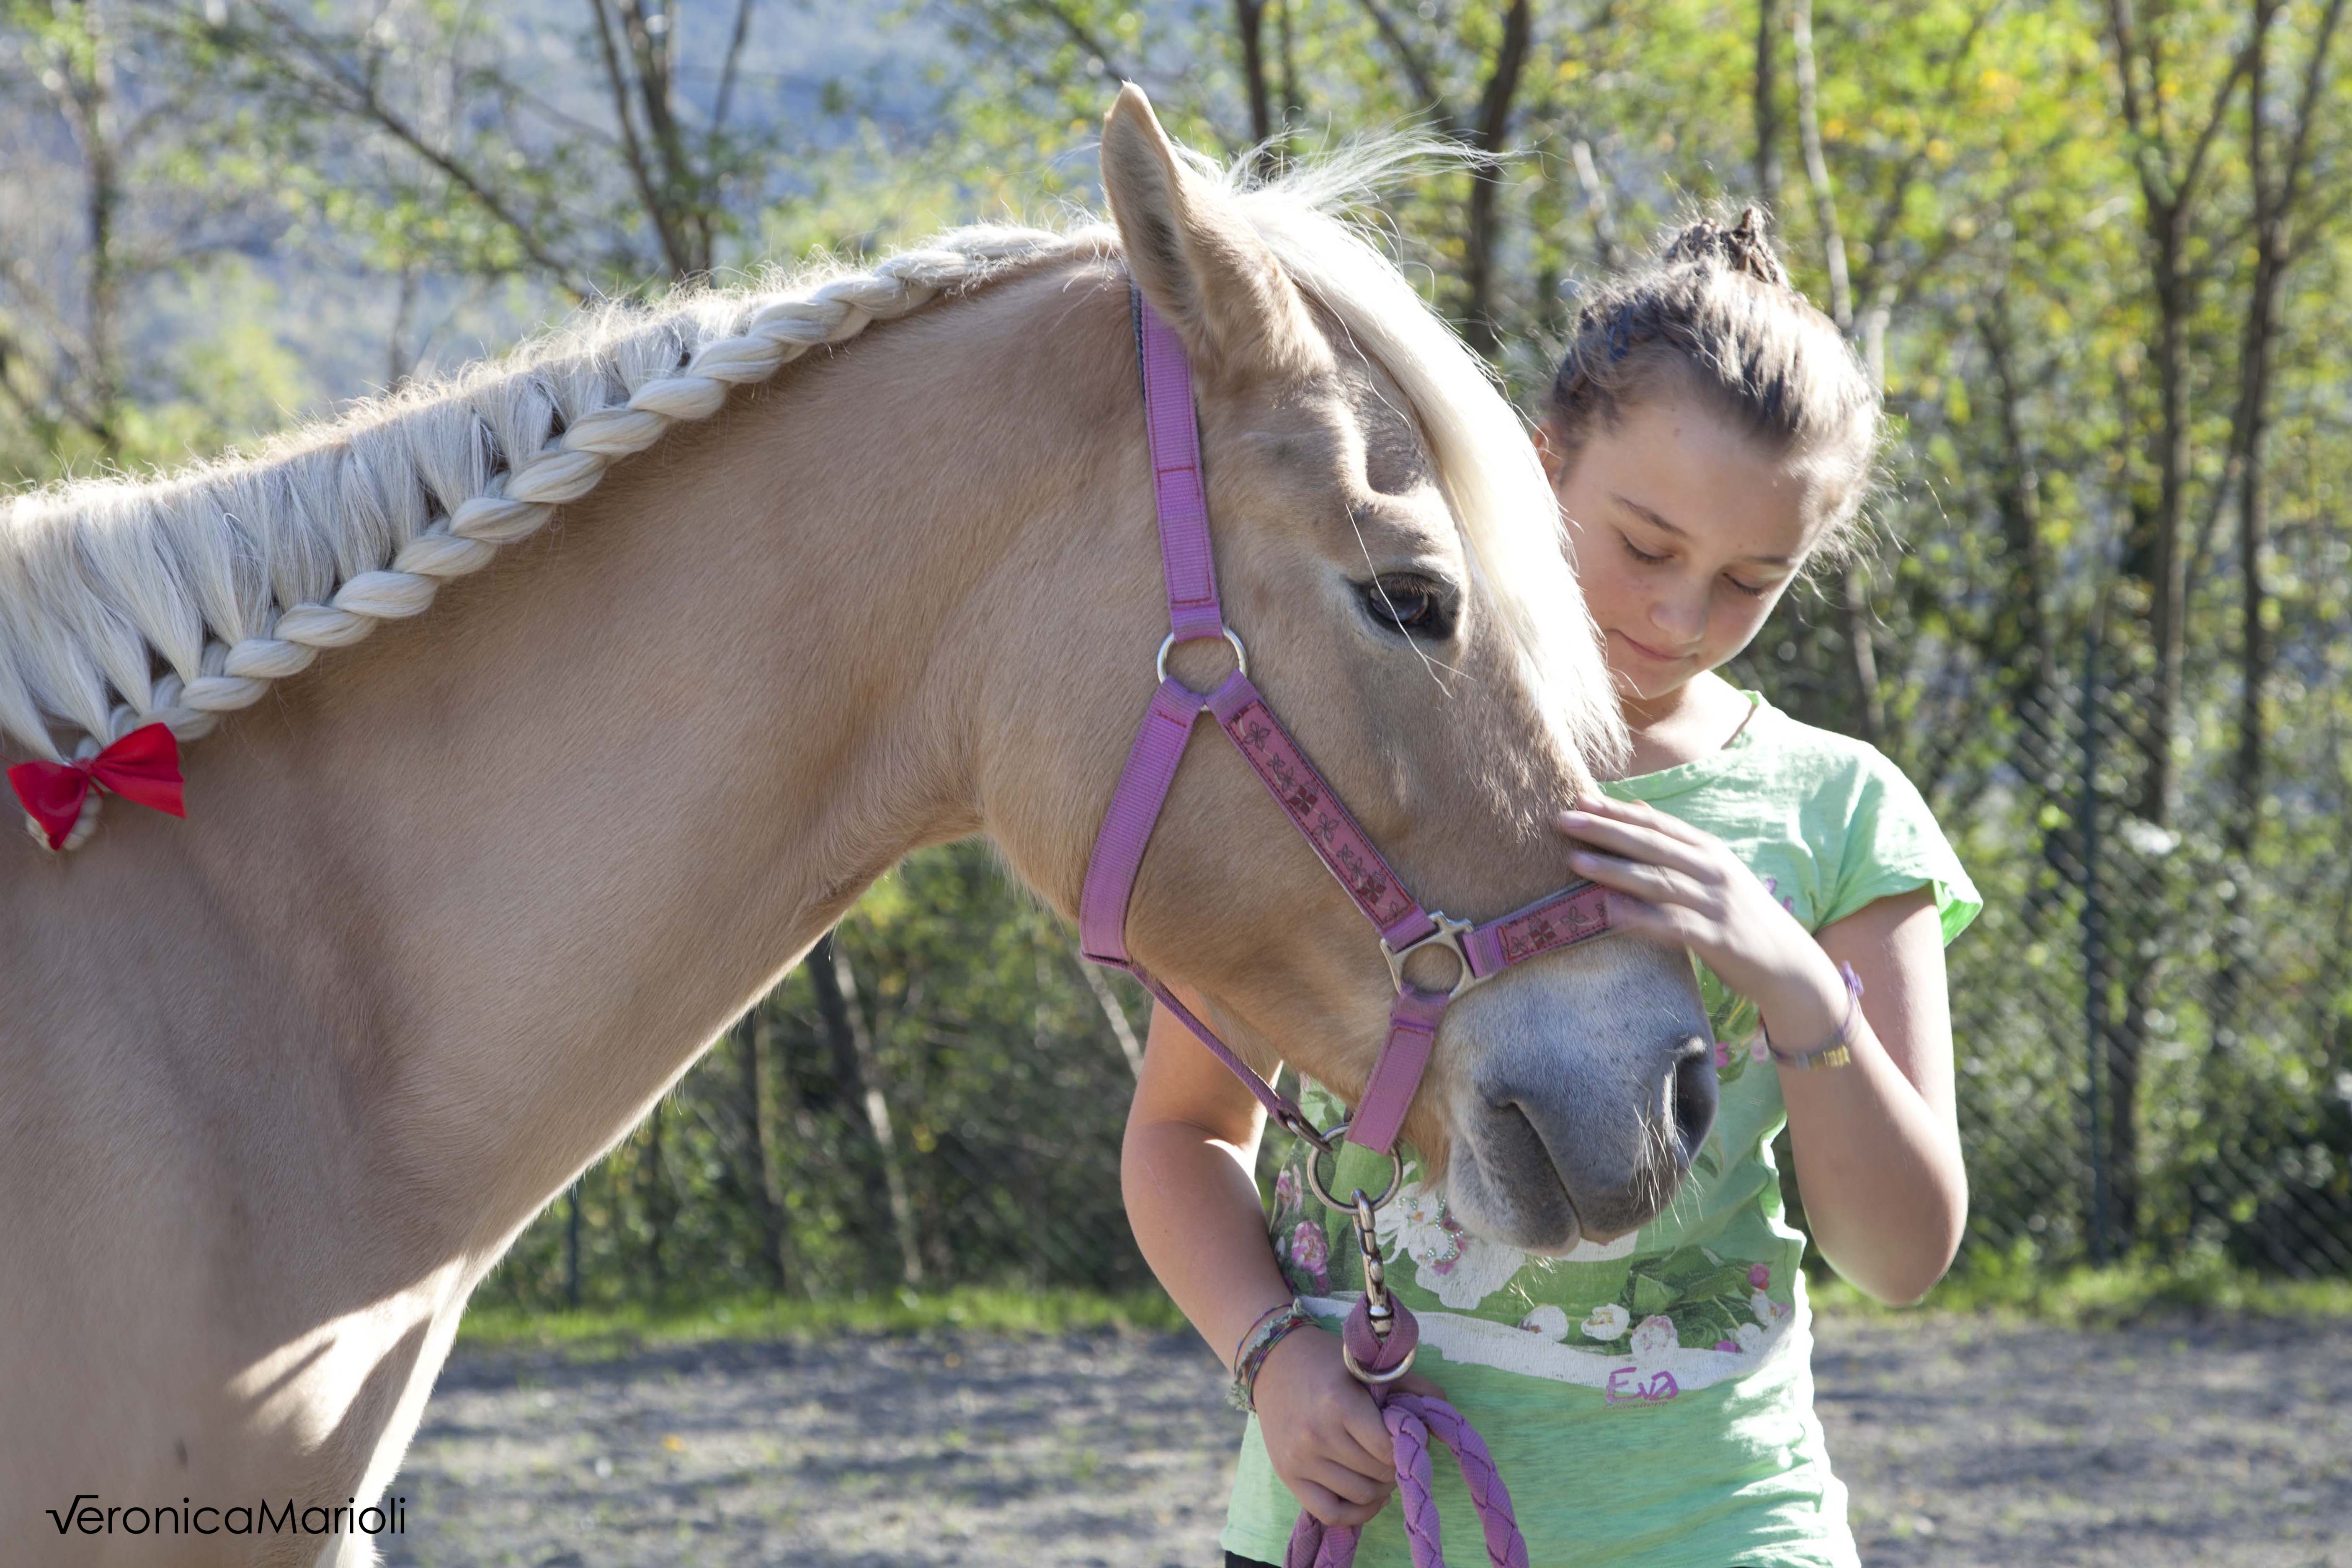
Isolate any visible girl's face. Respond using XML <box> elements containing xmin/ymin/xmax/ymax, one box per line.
<box><xmin>1537</xmin><ymin>392</ymin><xmax>1826</xmax><ymax>707</ymax></box>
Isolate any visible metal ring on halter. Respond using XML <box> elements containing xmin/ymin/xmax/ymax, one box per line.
<box><xmin>1342</xmin><ymin>1339</ymin><xmax>1418</xmax><ymax>1383</ymax></box>
<box><xmin>1274</xmin><ymin>1103</ymin><xmax>1336</xmax><ymax>1155</ymax></box>
<box><xmin>1155</xmin><ymin>627</ymin><xmax>1248</xmax><ymax>687</ymax></box>
<box><xmin>1378</xmin><ymin>913</ymin><xmax>1486</xmax><ymax>1000</ymax></box>
<box><xmin>1304</xmin><ymin>1120</ymin><xmax>1403</xmax><ymax>1211</ymax></box>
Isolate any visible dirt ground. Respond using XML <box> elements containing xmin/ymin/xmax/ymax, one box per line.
<box><xmin>379</xmin><ymin>1311</ymin><xmax>2352</xmax><ymax>1568</ymax></box>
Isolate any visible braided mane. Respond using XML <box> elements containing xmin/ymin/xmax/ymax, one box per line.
<box><xmin>2</xmin><ymin>150</ymin><xmax>1615</xmax><ymax>851</ymax></box>
<box><xmin>0</xmin><ymin>226</ymin><xmax>1086</xmax><ymax>848</ymax></box>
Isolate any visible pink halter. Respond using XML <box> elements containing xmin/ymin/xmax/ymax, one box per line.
<box><xmin>1079</xmin><ymin>289</ymin><xmax>1618</xmax><ymax>1158</ymax></box>
<box><xmin>1083</xmin><ymin>287</ymin><xmax>1596</xmax><ymax>1568</ymax></box>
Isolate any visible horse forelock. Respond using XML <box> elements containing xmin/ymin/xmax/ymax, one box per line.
<box><xmin>1228</xmin><ymin>175</ymin><xmax>1628</xmax><ymax>786</ymax></box>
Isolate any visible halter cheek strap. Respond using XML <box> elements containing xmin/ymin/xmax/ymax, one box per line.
<box><xmin>1078</xmin><ymin>288</ymin><xmax>1617</xmax><ymax>1155</ymax></box>
<box><xmin>1083</xmin><ymin>284</ymin><xmax>1558</xmax><ymax>1568</ymax></box>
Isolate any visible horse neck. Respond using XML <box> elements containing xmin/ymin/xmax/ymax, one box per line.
<box><xmin>165</xmin><ymin>259</ymin><xmax>1144</xmax><ymax>1261</ymax></box>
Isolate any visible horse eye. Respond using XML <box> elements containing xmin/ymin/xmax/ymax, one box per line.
<box><xmin>1358</xmin><ymin>575</ymin><xmax>1454</xmax><ymax>640</ymax></box>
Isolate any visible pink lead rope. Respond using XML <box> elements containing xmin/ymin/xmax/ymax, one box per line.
<box><xmin>1081</xmin><ymin>286</ymin><xmax>1612</xmax><ymax>1566</ymax></box>
<box><xmin>1284</xmin><ymin>1305</ymin><xmax>1529</xmax><ymax>1568</ymax></box>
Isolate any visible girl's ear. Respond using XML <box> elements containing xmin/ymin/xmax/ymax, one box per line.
<box><xmin>1098</xmin><ymin>84</ymin><xmax>1331</xmax><ymax>388</ymax></box>
<box><xmin>1532</xmin><ymin>418</ymin><xmax>1568</xmax><ymax>490</ymax></box>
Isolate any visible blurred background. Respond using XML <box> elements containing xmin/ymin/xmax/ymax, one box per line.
<box><xmin>5</xmin><ymin>0</ymin><xmax>2348</xmax><ymax>1314</ymax></box>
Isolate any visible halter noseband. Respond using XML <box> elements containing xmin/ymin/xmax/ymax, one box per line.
<box><xmin>1078</xmin><ymin>288</ymin><xmax>1618</xmax><ymax>1157</ymax></box>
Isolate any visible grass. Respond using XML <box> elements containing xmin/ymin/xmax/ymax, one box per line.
<box><xmin>457</xmin><ymin>1252</ymin><xmax>2350</xmax><ymax>1358</ymax></box>
<box><xmin>1812</xmin><ymin>1246</ymin><xmax>2352</xmax><ymax>1326</ymax></box>
<box><xmin>456</xmin><ymin>1285</ymin><xmax>1191</xmax><ymax>1357</ymax></box>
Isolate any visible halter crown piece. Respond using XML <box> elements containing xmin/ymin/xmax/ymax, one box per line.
<box><xmin>1080</xmin><ymin>286</ymin><xmax>1614</xmax><ymax>1567</ymax></box>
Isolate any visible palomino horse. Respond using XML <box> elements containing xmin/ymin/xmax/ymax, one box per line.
<box><xmin>0</xmin><ymin>89</ymin><xmax>1714</xmax><ymax>1565</ymax></box>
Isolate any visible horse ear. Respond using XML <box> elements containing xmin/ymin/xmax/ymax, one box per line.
<box><xmin>1099</xmin><ymin>84</ymin><xmax>1331</xmax><ymax>386</ymax></box>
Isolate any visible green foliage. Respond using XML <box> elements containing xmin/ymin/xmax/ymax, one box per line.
<box><xmin>477</xmin><ymin>841</ymin><xmax>1154</xmax><ymax>1310</ymax></box>
<box><xmin>1817</xmin><ymin>1243</ymin><xmax>2352</xmax><ymax>1325</ymax></box>
<box><xmin>7</xmin><ymin>1</ymin><xmax>2350</xmax><ymax>1305</ymax></box>
<box><xmin>456</xmin><ymin>1284</ymin><xmax>1188</xmax><ymax>1357</ymax></box>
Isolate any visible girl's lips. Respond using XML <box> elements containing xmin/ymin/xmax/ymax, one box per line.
<box><xmin>1612</xmin><ymin>629</ymin><xmax>1690</xmax><ymax>664</ymax></box>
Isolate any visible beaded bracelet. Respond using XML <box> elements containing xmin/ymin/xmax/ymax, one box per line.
<box><xmin>1761</xmin><ymin>960</ymin><xmax>1865</xmax><ymax>1071</ymax></box>
<box><xmin>1228</xmin><ymin>1300</ymin><xmax>1314</xmax><ymax>1412</ymax></box>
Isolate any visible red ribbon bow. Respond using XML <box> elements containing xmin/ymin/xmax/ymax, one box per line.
<box><xmin>7</xmin><ymin>722</ymin><xmax>186</xmax><ymax>850</ymax></box>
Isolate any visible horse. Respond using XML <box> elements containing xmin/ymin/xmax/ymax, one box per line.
<box><xmin>0</xmin><ymin>88</ymin><xmax>1714</xmax><ymax>1566</ymax></box>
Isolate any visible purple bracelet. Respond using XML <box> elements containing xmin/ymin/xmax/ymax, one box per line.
<box><xmin>1229</xmin><ymin>1300</ymin><xmax>1315</xmax><ymax>1412</ymax></box>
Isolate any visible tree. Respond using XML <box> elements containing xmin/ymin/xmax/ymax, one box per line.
<box><xmin>181</xmin><ymin>0</ymin><xmax>784</xmax><ymax>297</ymax></box>
<box><xmin>0</xmin><ymin>0</ymin><xmax>280</xmax><ymax>478</ymax></box>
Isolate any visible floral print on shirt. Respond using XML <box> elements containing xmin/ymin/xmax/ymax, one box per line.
<box><xmin>1261</xmin><ymin>948</ymin><xmax>1800</xmax><ymax>1399</ymax></box>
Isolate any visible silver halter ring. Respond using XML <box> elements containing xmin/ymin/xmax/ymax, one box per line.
<box><xmin>1155</xmin><ymin>627</ymin><xmax>1248</xmax><ymax>688</ymax></box>
<box><xmin>1304</xmin><ymin>1120</ymin><xmax>1404</xmax><ymax>1212</ymax></box>
<box><xmin>1342</xmin><ymin>1340</ymin><xmax>1419</xmax><ymax>1383</ymax></box>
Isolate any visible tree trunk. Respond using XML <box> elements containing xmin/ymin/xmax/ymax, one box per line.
<box><xmin>563</xmin><ymin>1180</ymin><xmax>583</xmax><ymax>1309</ymax></box>
<box><xmin>1459</xmin><ymin>0</ymin><xmax>1532</xmax><ymax>361</ymax></box>
<box><xmin>2094</xmin><ymin>0</ymin><xmax>2257</xmax><ymax>1240</ymax></box>
<box><xmin>42</xmin><ymin>0</ymin><xmax>125</xmax><ymax>454</ymax></box>
<box><xmin>1276</xmin><ymin>0</ymin><xmax>1301</xmax><ymax>129</ymax></box>
<box><xmin>1978</xmin><ymin>287</ymin><xmax>2057</xmax><ymax>775</ymax></box>
<box><xmin>2078</xmin><ymin>611</ymin><xmax>2116</xmax><ymax>1262</ymax></box>
<box><xmin>1976</xmin><ymin>285</ymin><xmax>2073</xmax><ymax>937</ymax></box>
<box><xmin>1789</xmin><ymin>0</ymin><xmax>1879</xmax><ymax>741</ymax></box>
<box><xmin>1233</xmin><ymin>0</ymin><xmax>1277</xmax><ymax>176</ymax></box>
<box><xmin>809</xmin><ymin>933</ymin><xmax>924</xmax><ymax>1288</ymax></box>
<box><xmin>640</xmin><ymin>1099</ymin><xmax>672</xmax><ymax>1293</ymax></box>
<box><xmin>738</xmin><ymin>1008</ymin><xmax>789</xmax><ymax>1292</ymax></box>
<box><xmin>1078</xmin><ymin>955</ymin><xmax>1146</xmax><ymax>1079</ymax></box>
<box><xmin>1569</xmin><ymin>140</ymin><xmax>1625</xmax><ymax>273</ymax></box>
<box><xmin>1790</xmin><ymin>0</ymin><xmax>1852</xmax><ymax>329</ymax></box>
<box><xmin>2214</xmin><ymin>0</ymin><xmax>2345</xmax><ymax>1052</ymax></box>
<box><xmin>2215</xmin><ymin>0</ymin><xmax>2281</xmax><ymax>1057</ymax></box>
<box><xmin>1754</xmin><ymin>0</ymin><xmax>1783</xmax><ymax>203</ymax></box>
<box><xmin>2139</xmin><ymin>219</ymin><xmax>2190</xmax><ymax>830</ymax></box>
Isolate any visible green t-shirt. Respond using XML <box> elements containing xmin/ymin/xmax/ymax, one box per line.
<box><xmin>1222</xmin><ymin>689</ymin><xmax>1982</xmax><ymax>1568</ymax></box>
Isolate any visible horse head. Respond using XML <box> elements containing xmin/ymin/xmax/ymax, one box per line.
<box><xmin>989</xmin><ymin>90</ymin><xmax>1716</xmax><ymax>1251</ymax></box>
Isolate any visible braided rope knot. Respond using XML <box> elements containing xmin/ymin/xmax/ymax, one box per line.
<box><xmin>1283</xmin><ymin>1297</ymin><xmax>1528</xmax><ymax>1568</ymax></box>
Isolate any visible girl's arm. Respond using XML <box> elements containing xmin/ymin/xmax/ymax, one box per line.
<box><xmin>1556</xmin><ymin>794</ymin><xmax>1966</xmax><ymax>1305</ymax></box>
<box><xmin>1122</xmin><ymin>995</ymin><xmax>1432</xmax><ymax>1525</ymax></box>
<box><xmin>1765</xmin><ymin>887</ymin><xmax>1965</xmax><ymax>1304</ymax></box>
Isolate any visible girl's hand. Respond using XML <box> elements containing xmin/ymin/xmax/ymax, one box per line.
<box><xmin>1251</xmin><ymin>1326</ymin><xmax>1448</xmax><ymax>1527</ymax></box>
<box><xmin>1556</xmin><ymin>792</ymin><xmax>1837</xmax><ymax>1019</ymax></box>
<box><xmin>1558</xmin><ymin>796</ymin><xmax>1972</xmax><ymax>1305</ymax></box>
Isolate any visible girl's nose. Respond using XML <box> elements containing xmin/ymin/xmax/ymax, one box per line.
<box><xmin>1650</xmin><ymin>593</ymin><xmax>1706</xmax><ymax>645</ymax></box>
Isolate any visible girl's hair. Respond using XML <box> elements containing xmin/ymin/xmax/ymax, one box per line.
<box><xmin>1544</xmin><ymin>206</ymin><xmax>1879</xmax><ymax>562</ymax></box>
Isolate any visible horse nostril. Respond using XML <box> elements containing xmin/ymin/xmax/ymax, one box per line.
<box><xmin>1670</xmin><ymin>1035</ymin><xmax>1718</xmax><ymax>1160</ymax></box>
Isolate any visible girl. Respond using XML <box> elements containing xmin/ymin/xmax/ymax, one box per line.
<box><xmin>1121</xmin><ymin>209</ymin><xmax>1981</xmax><ymax>1568</ymax></box>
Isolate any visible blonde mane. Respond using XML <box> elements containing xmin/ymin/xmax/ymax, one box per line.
<box><xmin>1</xmin><ymin>150</ymin><xmax>1619</xmax><ymax>851</ymax></box>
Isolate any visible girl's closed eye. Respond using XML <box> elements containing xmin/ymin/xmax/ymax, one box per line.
<box><xmin>1622</xmin><ymin>528</ymin><xmax>1772</xmax><ymax>599</ymax></box>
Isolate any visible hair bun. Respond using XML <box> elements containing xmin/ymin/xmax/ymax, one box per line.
<box><xmin>1661</xmin><ymin>207</ymin><xmax>1790</xmax><ymax>290</ymax></box>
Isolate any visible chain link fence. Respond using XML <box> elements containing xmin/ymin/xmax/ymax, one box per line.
<box><xmin>484</xmin><ymin>844</ymin><xmax>1161</xmax><ymax>1309</ymax></box>
<box><xmin>1942</xmin><ymin>631</ymin><xmax>2352</xmax><ymax>1277</ymax></box>
<box><xmin>482</xmin><ymin>654</ymin><xmax>2352</xmax><ymax>1311</ymax></box>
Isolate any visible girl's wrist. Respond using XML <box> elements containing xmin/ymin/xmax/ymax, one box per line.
<box><xmin>1229</xmin><ymin>1299</ymin><xmax>1315</xmax><ymax>1411</ymax></box>
<box><xmin>1753</xmin><ymin>946</ymin><xmax>1852</xmax><ymax>1052</ymax></box>
<box><xmin>1764</xmin><ymin>960</ymin><xmax>1865</xmax><ymax>1070</ymax></box>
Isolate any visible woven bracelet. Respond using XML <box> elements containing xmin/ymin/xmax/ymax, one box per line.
<box><xmin>1762</xmin><ymin>960</ymin><xmax>1866</xmax><ymax>1070</ymax></box>
<box><xmin>1229</xmin><ymin>1300</ymin><xmax>1314</xmax><ymax>1412</ymax></box>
